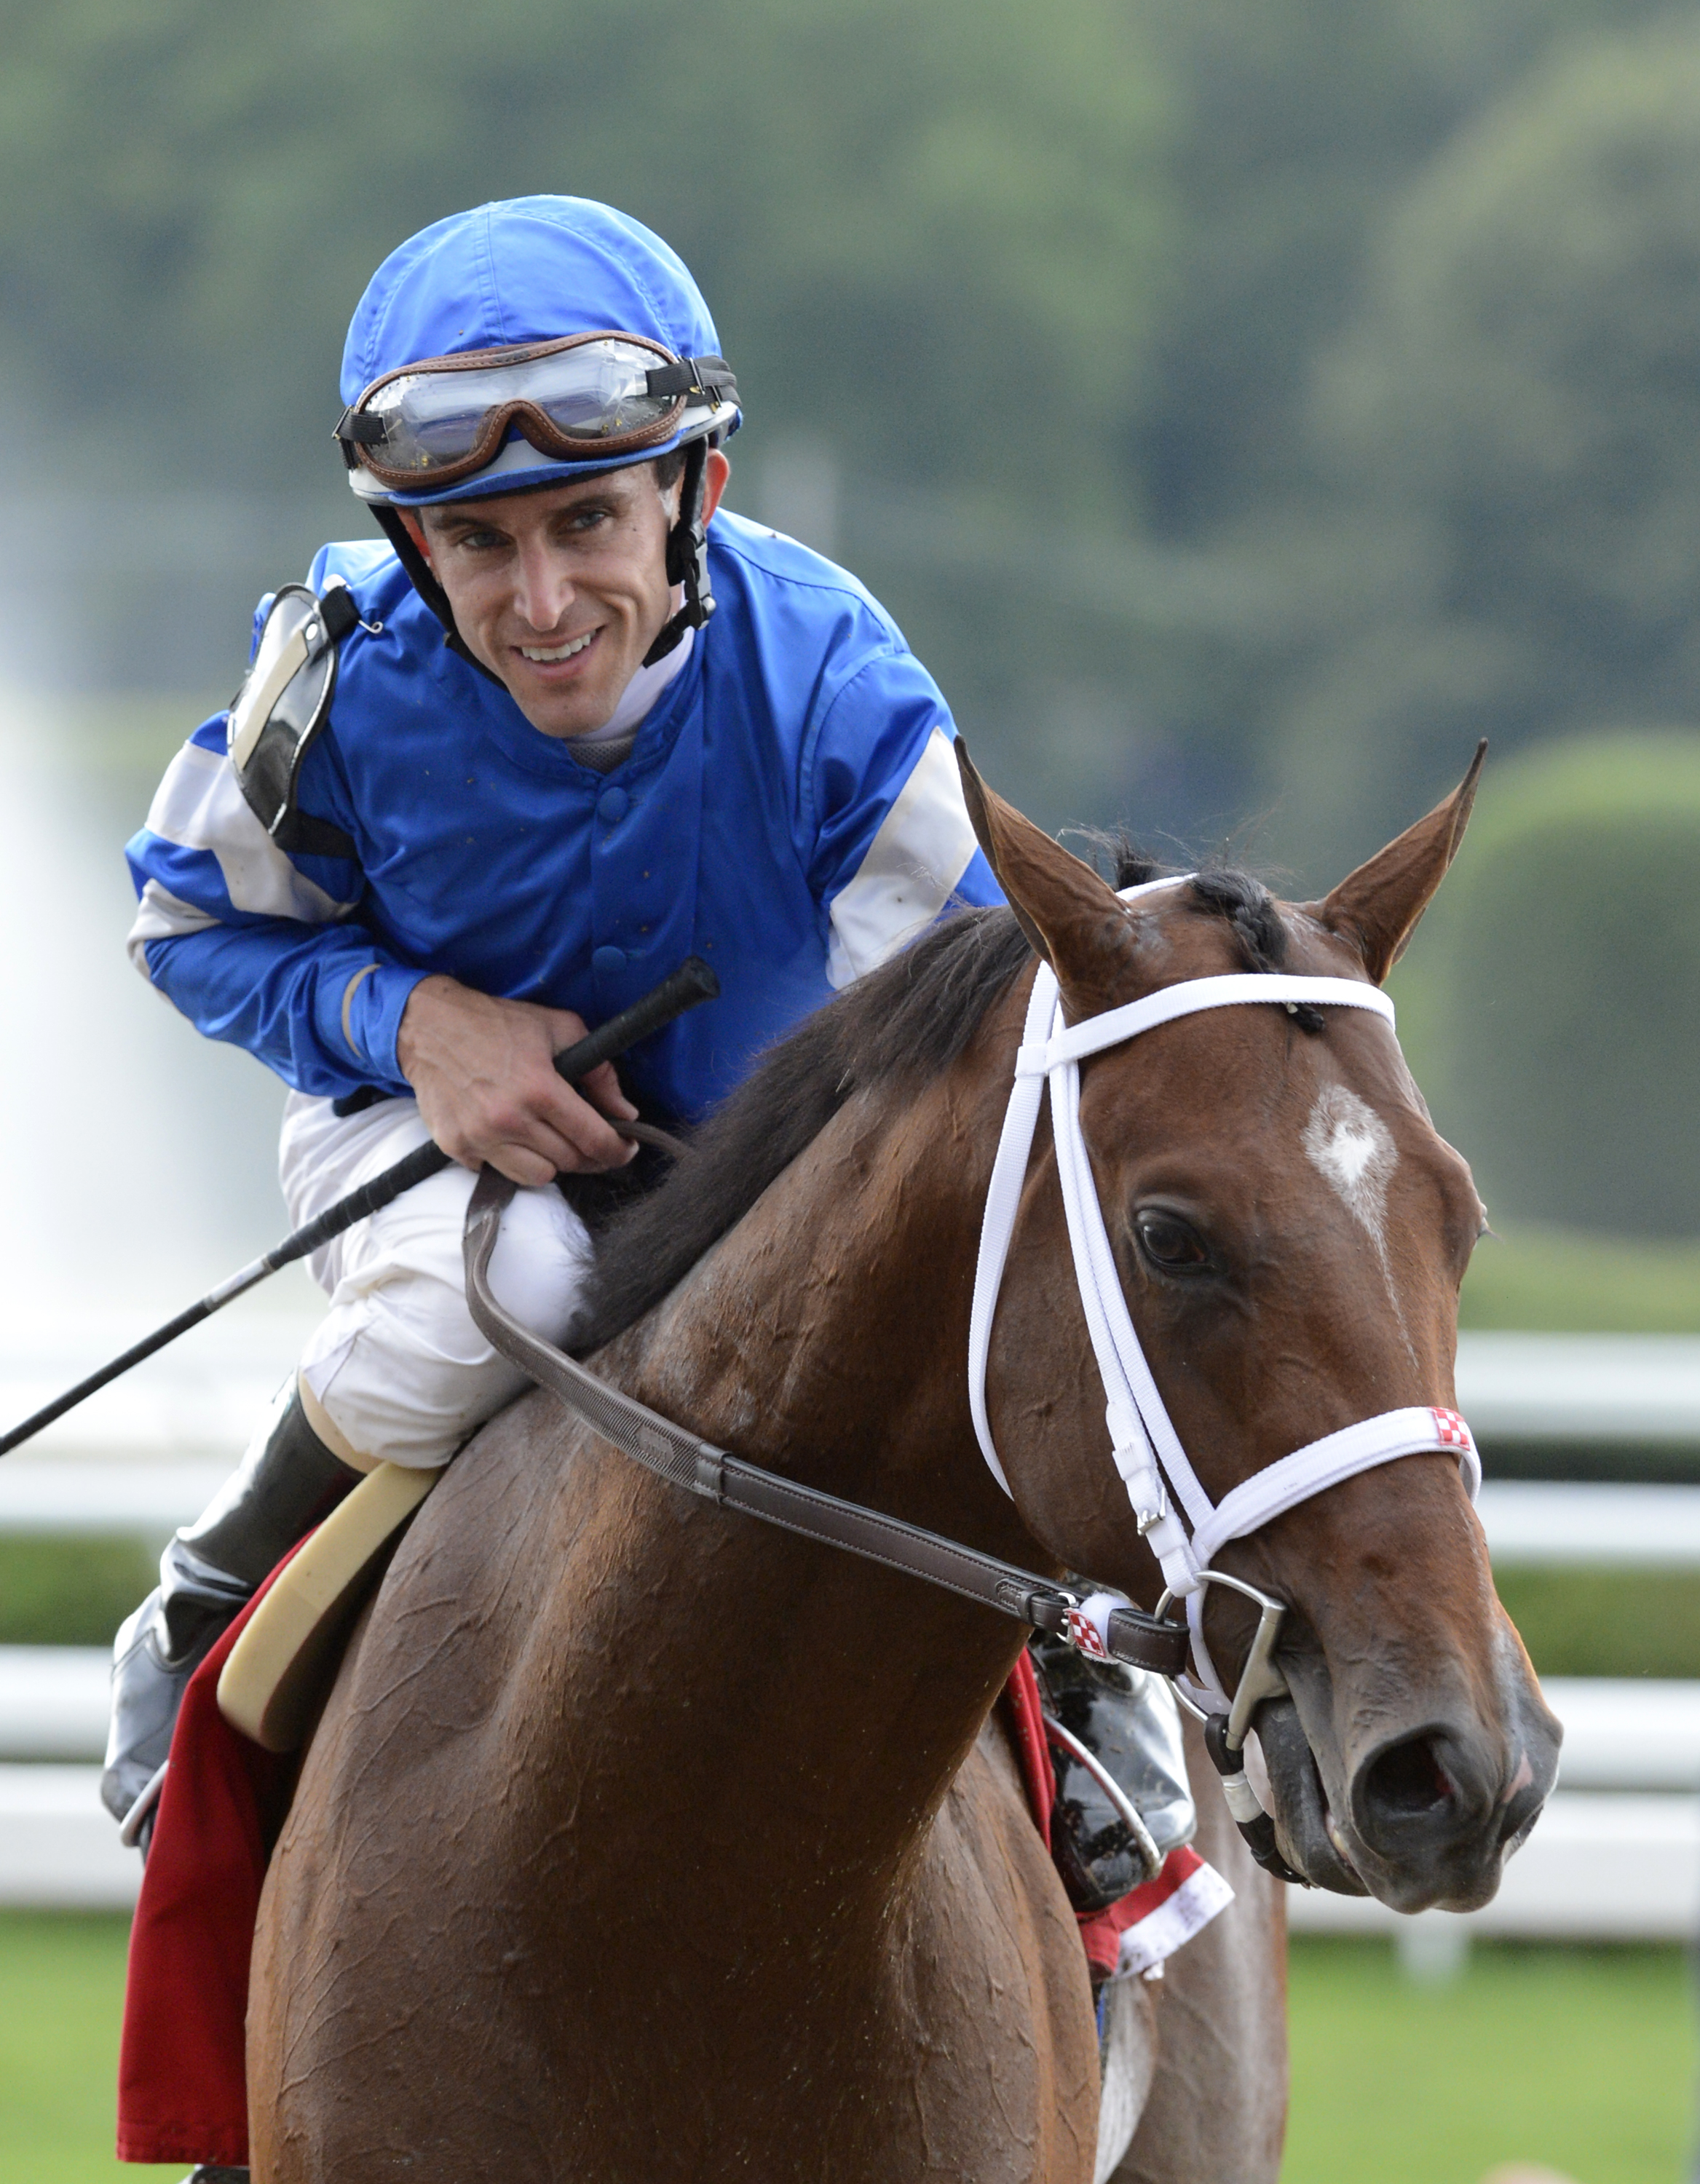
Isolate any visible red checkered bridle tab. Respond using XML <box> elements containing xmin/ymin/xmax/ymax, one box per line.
<box><xmin>1431</xmin><ymin>1406</ymin><xmax>1473</xmax><ymax>1452</ymax></box>
<box><xmin>1066</xmin><ymin>1607</ymin><xmax>1110</xmax><ymax>1658</ymax></box>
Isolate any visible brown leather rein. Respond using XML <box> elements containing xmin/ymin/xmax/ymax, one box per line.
<box><xmin>462</xmin><ymin>1165</ymin><xmax>1187</xmax><ymax>1675</ymax></box>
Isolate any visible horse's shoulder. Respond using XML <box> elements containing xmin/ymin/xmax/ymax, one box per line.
<box><xmin>933</xmin><ymin>1702</ymin><xmax>1087</xmax><ymax>1958</ymax></box>
<box><xmin>968</xmin><ymin>1697</ymin><xmax>1043</xmax><ymax>1837</ymax></box>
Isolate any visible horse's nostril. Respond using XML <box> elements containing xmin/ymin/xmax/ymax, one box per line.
<box><xmin>1362</xmin><ymin>1735</ymin><xmax>1455</xmax><ymax>1821</ymax></box>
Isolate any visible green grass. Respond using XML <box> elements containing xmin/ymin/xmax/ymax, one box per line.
<box><xmin>0</xmin><ymin>1537</ymin><xmax>158</xmax><ymax>1647</ymax></box>
<box><xmin>3</xmin><ymin>1915</ymin><xmax>1691</xmax><ymax>2181</ymax></box>
<box><xmin>0</xmin><ymin>1915</ymin><xmax>181</xmax><ymax>2184</ymax></box>
<box><xmin>1286</xmin><ymin>1939</ymin><xmax>1696</xmax><ymax>2184</ymax></box>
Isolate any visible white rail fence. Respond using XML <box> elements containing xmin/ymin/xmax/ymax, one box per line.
<box><xmin>1</xmin><ymin>1666</ymin><xmax>1693</xmax><ymax>1930</ymax></box>
<box><xmin>3</xmin><ymin>1332</ymin><xmax>1700</xmax><ymax>1923</ymax></box>
<box><xmin>3</xmin><ymin>1326</ymin><xmax>1699</xmax><ymax>1468</ymax></box>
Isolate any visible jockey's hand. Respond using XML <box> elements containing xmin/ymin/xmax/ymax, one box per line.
<box><xmin>395</xmin><ymin>976</ymin><xmax>639</xmax><ymax>1187</ymax></box>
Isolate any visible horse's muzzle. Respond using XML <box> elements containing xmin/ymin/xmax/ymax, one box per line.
<box><xmin>1258</xmin><ymin>1655</ymin><xmax>1562</xmax><ymax>1911</ymax></box>
<box><xmin>1346</xmin><ymin>1718</ymin><xmax>1553</xmax><ymax>1910</ymax></box>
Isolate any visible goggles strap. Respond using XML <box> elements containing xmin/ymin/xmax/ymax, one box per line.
<box><xmin>338</xmin><ymin>407</ymin><xmax>387</xmax><ymax>447</ymax></box>
<box><xmin>644</xmin><ymin>355</ymin><xmax>737</xmax><ymax>402</ymax></box>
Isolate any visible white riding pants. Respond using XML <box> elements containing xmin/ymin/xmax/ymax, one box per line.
<box><xmin>280</xmin><ymin>1092</ymin><xmax>594</xmax><ymax>1469</ymax></box>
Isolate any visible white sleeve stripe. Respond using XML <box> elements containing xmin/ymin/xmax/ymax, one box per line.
<box><xmin>143</xmin><ymin>741</ymin><xmax>356</xmax><ymax>926</ymax></box>
<box><xmin>826</xmin><ymin>726</ymin><xmax>979</xmax><ymax>989</ymax></box>
<box><xmin>126</xmin><ymin>879</ymin><xmax>221</xmax><ymax>976</ymax></box>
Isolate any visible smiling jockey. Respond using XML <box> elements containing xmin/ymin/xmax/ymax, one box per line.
<box><xmin>105</xmin><ymin>199</ymin><xmax>1193</xmax><ymax>2022</ymax></box>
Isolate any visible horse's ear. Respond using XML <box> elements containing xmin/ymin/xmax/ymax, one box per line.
<box><xmin>954</xmin><ymin>737</ymin><xmax>1129</xmax><ymax>991</ymax></box>
<box><xmin>1308</xmin><ymin>740</ymin><xmax>1486</xmax><ymax>984</ymax></box>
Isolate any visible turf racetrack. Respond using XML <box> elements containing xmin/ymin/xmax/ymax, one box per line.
<box><xmin>1</xmin><ymin>1916</ymin><xmax>1692</xmax><ymax>2182</ymax></box>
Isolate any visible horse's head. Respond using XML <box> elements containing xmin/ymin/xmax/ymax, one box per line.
<box><xmin>958</xmin><ymin>743</ymin><xmax>1559</xmax><ymax>1912</ymax></box>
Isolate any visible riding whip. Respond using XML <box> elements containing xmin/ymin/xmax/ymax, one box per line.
<box><xmin>0</xmin><ymin>956</ymin><xmax>719</xmax><ymax>1458</ymax></box>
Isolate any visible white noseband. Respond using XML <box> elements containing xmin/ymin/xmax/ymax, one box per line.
<box><xmin>967</xmin><ymin>879</ymin><xmax>1481</xmax><ymax>1711</ymax></box>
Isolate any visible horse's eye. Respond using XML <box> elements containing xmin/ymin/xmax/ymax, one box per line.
<box><xmin>1134</xmin><ymin>1211</ymin><xmax>1210</xmax><ymax>1273</ymax></box>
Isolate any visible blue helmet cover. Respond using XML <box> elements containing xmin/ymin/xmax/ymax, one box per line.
<box><xmin>341</xmin><ymin>197</ymin><xmax>738</xmax><ymax>505</ymax></box>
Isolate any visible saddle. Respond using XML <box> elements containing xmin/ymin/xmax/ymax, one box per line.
<box><xmin>215</xmin><ymin>1460</ymin><xmax>436</xmax><ymax>1750</ymax></box>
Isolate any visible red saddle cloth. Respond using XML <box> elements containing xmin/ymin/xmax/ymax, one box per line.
<box><xmin>116</xmin><ymin>1591</ymin><xmax>1230</xmax><ymax>2167</ymax></box>
<box><xmin>116</xmin><ymin>1551</ymin><xmax>299</xmax><ymax>2169</ymax></box>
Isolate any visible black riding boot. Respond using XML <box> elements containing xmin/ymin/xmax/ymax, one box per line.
<box><xmin>101</xmin><ymin>1384</ymin><xmax>362</xmax><ymax>1847</ymax></box>
<box><xmin>1029</xmin><ymin>1634</ymin><xmax>1197</xmax><ymax>1914</ymax></box>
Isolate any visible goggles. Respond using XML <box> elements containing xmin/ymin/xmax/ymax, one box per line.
<box><xmin>335</xmin><ymin>331</ymin><xmax>738</xmax><ymax>494</ymax></box>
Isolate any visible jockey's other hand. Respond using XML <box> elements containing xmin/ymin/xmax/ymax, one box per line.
<box><xmin>396</xmin><ymin>976</ymin><xmax>639</xmax><ymax>1186</ymax></box>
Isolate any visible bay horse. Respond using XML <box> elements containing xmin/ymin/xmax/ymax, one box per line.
<box><xmin>248</xmin><ymin>751</ymin><xmax>1559</xmax><ymax>2181</ymax></box>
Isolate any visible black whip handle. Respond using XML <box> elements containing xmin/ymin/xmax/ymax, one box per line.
<box><xmin>264</xmin><ymin>954</ymin><xmax>721</xmax><ymax>1272</ymax></box>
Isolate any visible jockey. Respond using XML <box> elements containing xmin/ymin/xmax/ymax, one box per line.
<box><xmin>104</xmin><ymin>197</ymin><xmax>1193</xmax><ymax>1939</ymax></box>
<box><xmin>104</xmin><ymin>194</ymin><xmax>1003</xmax><ymax>1846</ymax></box>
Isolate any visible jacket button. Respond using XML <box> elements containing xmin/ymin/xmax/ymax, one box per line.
<box><xmin>592</xmin><ymin>945</ymin><xmax>626</xmax><ymax>978</ymax></box>
<box><xmin>597</xmin><ymin>786</ymin><xmax>629</xmax><ymax>824</ymax></box>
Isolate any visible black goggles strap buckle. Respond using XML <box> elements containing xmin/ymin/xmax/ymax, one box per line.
<box><xmin>337</xmin><ymin>407</ymin><xmax>388</xmax><ymax>447</ymax></box>
<box><xmin>642</xmin><ymin>355</ymin><xmax>738</xmax><ymax>403</ymax></box>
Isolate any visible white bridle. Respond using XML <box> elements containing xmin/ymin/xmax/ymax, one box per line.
<box><xmin>968</xmin><ymin>878</ymin><xmax>1482</xmax><ymax>1714</ymax></box>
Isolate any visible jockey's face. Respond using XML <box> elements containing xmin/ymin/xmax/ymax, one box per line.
<box><xmin>406</xmin><ymin>450</ymin><xmax>729</xmax><ymax>739</ymax></box>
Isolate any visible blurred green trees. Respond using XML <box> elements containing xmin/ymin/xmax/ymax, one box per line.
<box><xmin>5</xmin><ymin>0</ymin><xmax>1700</xmax><ymax>1238</ymax></box>
<box><xmin>1273</xmin><ymin>20</ymin><xmax>1700</xmax><ymax>877</ymax></box>
<box><xmin>0</xmin><ymin>0</ymin><xmax>1168</xmax><ymax>515</ymax></box>
<box><xmin>1398</xmin><ymin>732</ymin><xmax>1700</xmax><ymax>1236</ymax></box>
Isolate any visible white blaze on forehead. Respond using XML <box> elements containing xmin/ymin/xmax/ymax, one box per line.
<box><xmin>1302</xmin><ymin>1083</ymin><xmax>1417</xmax><ymax>1371</ymax></box>
<box><xmin>1302</xmin><ymin>1084</ymin><xmax>1398</xmax><ymax>1239</ymax></box>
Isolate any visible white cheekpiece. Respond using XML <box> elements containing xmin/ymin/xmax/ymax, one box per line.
<box><xmin>280</xmin><ymin>1092</ymin><xmax>596</xmax><ymax>1468</ymax></box>
<box><xmin>967</xmin><ymin>878</ymin><xmax>1482</xmax><ymax>1709</ymax></box>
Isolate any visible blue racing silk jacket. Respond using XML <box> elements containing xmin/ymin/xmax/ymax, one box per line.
<box><xmin>125</xmin><ymin>511</ymin><xmax>1003</xmax><ymax>1123</ymax></box>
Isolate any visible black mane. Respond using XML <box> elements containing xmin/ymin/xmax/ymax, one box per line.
<box><xmin>574</xmin><ymin>855</ymin><xmax>1298</xmax><ymax>1350</ymax></box>
<box><xmin>572</xmin><ymin>906</ymin><xmax>1032</xmax><ymax>1350</ymax></box>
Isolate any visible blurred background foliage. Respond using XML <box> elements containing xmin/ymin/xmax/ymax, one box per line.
<box><xmin>1</xmin><ymin>0</ymin><xmax>1699</xmax><ymax>1264</ymax></box>
<box><xmin>1396</xmin><ymin>733</ymin><xmax>1700</xmax><ymax>1238</ymax></box>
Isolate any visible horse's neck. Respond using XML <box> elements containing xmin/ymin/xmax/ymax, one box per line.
<box><xmin>630</xmin><ymin>1072</ymin><xmax>1028</xmax><ymax>1545</ymax></box>
<box><xmin>545</xmin><ymin>1049</ymin><xmax>1048</xmax><ymax>1899</ymax></box>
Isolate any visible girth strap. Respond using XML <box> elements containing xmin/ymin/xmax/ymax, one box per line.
<box><xmin>462</xmin><ymin>1168</ymin><xmax>1190</xmax><ymax>1673</ymax></box>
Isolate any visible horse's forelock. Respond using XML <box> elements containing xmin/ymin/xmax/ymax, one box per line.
<box><xmin>1187</xmin><ymin>869</ymin><xmax>1290</xmax><ymax>975</ymax></box>
<box><xmin>1076</xmin><ymin>832</ymin><xmax>1294</xmax><ymax>979</ymax></box>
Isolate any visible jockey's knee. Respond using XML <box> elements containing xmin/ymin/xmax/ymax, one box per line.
<box><xmin>482</xmin><ymin>1176</ymin><xmax>593</xmax><ymax>1339</ymax></box>
<box><xmin>299</xmin><ymin>1177</ymin><xmax>593</xmax><ymax>1468</ymax></box>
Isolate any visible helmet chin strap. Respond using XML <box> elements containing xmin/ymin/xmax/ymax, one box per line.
<box><xmin>373</xmin><ymin>435</ymin><xmax>720</xmax><ymax>683</ymax></box>
<box><xmin>643</xmin><ymin>436</ymin><xmax>716</xmax><ymax>666</ymax></box>
<box><xmin>370</xmin><ymin>503</ymin><xmax>502</xmax><ymax>684</ymax></box>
